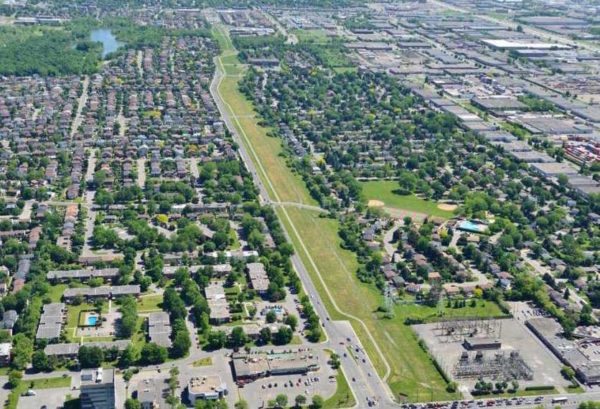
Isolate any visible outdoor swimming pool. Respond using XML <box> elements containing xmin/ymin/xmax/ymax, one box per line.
<box><xmin>458</xmin><ymin>220</ymin><xmax>488</xmax><ymax>233</ymax></box>
<box><xmin>87</xmin><ymin>315</ymin><xmax>98</xmax><ymax>326</ymax></box>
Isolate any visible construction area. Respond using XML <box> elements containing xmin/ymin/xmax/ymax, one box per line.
<box><xmin>412</xmin><ymin>318</ymin><xmax>570</xmax><ymax>391</ymax></box>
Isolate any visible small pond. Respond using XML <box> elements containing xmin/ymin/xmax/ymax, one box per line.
<box><xmin>90</xmin><ymin>28</ymin><xmax>124</xmax><ymax>58</ymax></box>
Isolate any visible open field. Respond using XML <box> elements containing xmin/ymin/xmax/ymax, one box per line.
<box><xmin>361</xmin><ymin>180</ymin><xmax>456</xmax><ymax>219</ymax></box>
<box><xmin>291</xmin><ymin>29</ymin><xmax>333</xmax><ymax>43</ymax></box>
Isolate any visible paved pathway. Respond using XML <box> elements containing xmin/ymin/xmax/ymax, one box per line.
<box><xmin>136</xmin><ymin>158</ymin><xmax>146</xmax><ymax>188</ymax></box>
<box><xmin>70</xmin><ymin>76</ymin><xmax>89</xmax><ymax>139</ymax></box>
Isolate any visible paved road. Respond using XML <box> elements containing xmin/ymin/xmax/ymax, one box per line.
<box><xmin>18</xmin><ymin>199</ymin><xmax>34</xmax><ymax>223</ymax></box>
<box><xmin>85</xmin><ymin>148</ymin><xmax>98</xmax><ymax>183</ymax></box>
<box><xmin>70</xmin><ymin>76</ymin><xmax>89</xmax><ymax>139</ymax></box>
<box><xmin>136</xmin><ymin>158</ymin><xmax>146</xmax><ymax>188</ymax></box>
<box><xmin>272</xmin><ymin>201</ymin><xmax>327</xmax><ymax>213</ymax></box>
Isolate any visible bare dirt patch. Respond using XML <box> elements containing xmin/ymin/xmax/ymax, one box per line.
<box><xmin>368</xmin><ymin>199</ymin><xmax>385</xmax><ymax>207</ymax></box>
<box><xmin>438</xmin><ymin>203</ymin><xmax>458</xmax><ymax>211</ymax></box>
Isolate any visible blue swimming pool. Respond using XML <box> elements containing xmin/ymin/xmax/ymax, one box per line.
<box><xmin>458</xmin><ymin>220</ymin><xmax>487</xmax><ymax>233</ymax></box>
<box><xmin>87</xmin><ymin>316</ymin><xmax>98</xmax><ymax>326</ymax></box>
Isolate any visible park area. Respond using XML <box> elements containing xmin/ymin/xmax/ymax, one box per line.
<box><xmin>361</xmin><ymin>180</ymin><xmax>457</xmax><ymax>220</ymax></box>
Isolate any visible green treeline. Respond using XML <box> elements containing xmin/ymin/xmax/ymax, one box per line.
<box><xmin>0</xmin><ymin>26</ymin><xmax>102</xmax><ymax>76</ymax></box>
<box><xmin>0</xmin><ymin>17</ymin><xmax>210</xmax><ymax>77</ymax></box>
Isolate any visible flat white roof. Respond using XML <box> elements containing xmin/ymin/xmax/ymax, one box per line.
<box><xmin>482</xmin><ymin>39</ymin><xmax>571</xmax><ymax>50</ymax></box>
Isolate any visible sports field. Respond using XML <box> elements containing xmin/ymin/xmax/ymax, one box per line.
<box><xmin>360</xmin><ymin>180</ymin><xmax>456</xmax><ymax>219</ymax></box>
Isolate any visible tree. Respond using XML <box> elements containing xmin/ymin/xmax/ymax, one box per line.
<box><xmin>229</xmin><ymin>327</ymin><xmax>248</xmax><ymax>348</ymax></box>
<box><xmin>78</xmin><ymin>345</ymin><xmax>104</xmax><ymax>368</ymax></box>
<box><xmin>275</xmin><ymin>394</ymin><xmax>288</xmax><ymax>408</ymax></box>
<box><xmin>32</xmin><ymin>350</ymin><xmax>52</xmax><ymax>372</ymax></box>
<box><xmin>11</xmin><ymin>333</ymin><xmax>33</xmax><ymax>370</ymax></box>
<box><xmin>266</xmin><ymin>310</ymin><xmax>277</xmax><ymax>323</ymax></box>
<box><xmin>284</xmin><ymin>314</ymin><xmax>298</xmax><ymax>331</ymax></box>
<box><xmin>8</xmin><ymin>369</ymin><xmax>22</xmax><ymax>389</ymax></box>
<box><xmin>310</xmin><ymin>395</ymin><xmax>324</xmax><ymax>409</ymax></box>
<box><xmin>125</xmin><ymin>399</ymin><xmax>142</xmax><ymax>409</ymax></box>
<box><xmin>140</xmin><ymin>343</ymin><xmax>168</xmax><ymax>365</ymax></box>
<box><xmin>195</xmin><ymin>399</ymin><xmax>228</xmax><ymax>409</ymax></box>
<box><xmin>273</xmin><ymin>326</ymin><xmax>293</xmax><ymax>345</ymax></box>
<box><xmin>558</xmin><ymin>173</ymin><xmax>568</xmax><ymax>187</ymax></box>
<box><xmin>118</xmin><ymin>296</ymin><xmax>138</xmax><ymax>338</ymax></box>
<box><xmin>171</xmin><ymin>327</ymin><xmax>191</xmax><ymax>358</ymax></box>
<box><xmin>207</xmin><ymin>331</ymin><xmax>227</xmax><ymax>350</ymax></box>
<box><xmin>446</xmin><ymin>381</ymin><xmax>457</xmax><ymax>393</ymax></box>
<box><xmin>562</xmin><ymin>365</ymin><xmax>575</xmax><ymax>380</ymax></box>
<box><xmin>120</xmin><ymin>344</ymin><xmax>139</xmax><ymax>367</ymax></box>
<box><xmin>295</xmin><ymin>395</ymin><xmax>307</xmax><ymax>408</ymax></box>
<box><xmin>259</xmin><ymin>327</ymin><xmax>272</xmax><ymax>345</ymax></box>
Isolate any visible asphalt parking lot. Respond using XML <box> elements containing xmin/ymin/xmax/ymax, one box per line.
<box><xmin>17</xmin><ymin>387</ymin><xmax>74</xmax><ymax>409</ymax></box>
<box><xmin>240</xmin><ymin>367</ymin><xmax>337</xmax><ymax>408</ymax></box>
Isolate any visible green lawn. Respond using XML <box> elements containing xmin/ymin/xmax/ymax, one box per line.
<box><xmin>192</xmin><ymin>357</ymin><xmax>212</xmax><ymax>367</ymax></box>
<box><xmin>137</xmin><ymin>294</ymin><xmax>163</xmax><ymax>312</ymax></box>
<box><xmin>567</xmin><ymin>383</ymin><xmax>585</xmax><ymax>393</ymax></box>
<box><xmin>228</xmin><ymin>229</ymin><xmax>241</xmax><ymax>250</ymax></box>
<box><xmin>360</xmin><ymin>180</ymin><xmax>456</xmax><ymax>219</ymax></box>
<box><xmin>131</xmin><ymin>317</ymin><xmax>147</xmax><ymax>352</ymax></box>
<box><xmin>47</xmin><ymin>284</ymin><xmax>67</xmax><ymax>303</ymax></box>
<box><xmin>7</xmin><ymin>376</ymin><xmax>71</xmax><ymax>409</ymax></box>
<box><xmin>292</xmin><ymin>29</ymin><xmax>332</xmax><ymax>44</ymax></box>
<box><xmin>324</xmin><ymin>369</ymin><xmax>356</xmax><ymax>409</ymax></box>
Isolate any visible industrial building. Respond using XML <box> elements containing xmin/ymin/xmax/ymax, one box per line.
<box><xmin>527</xmin><ymin>317</ymin><xmax>600</xmax><ymax>384</ymax></box>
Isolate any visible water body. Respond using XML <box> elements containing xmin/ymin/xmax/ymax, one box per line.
<box><xmin>90</xmin><ymin>28</ymin><xmax>124</xmax><ymax>58</ymax></box>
